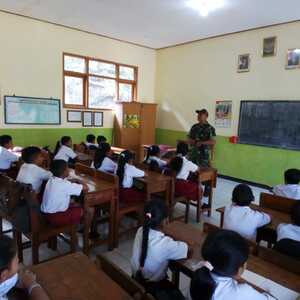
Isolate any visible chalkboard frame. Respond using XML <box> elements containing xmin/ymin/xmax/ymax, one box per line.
<box><xmin>237</xmin><ymin>100</ymin><xmax>300</xmax><ymax>151</ymax></box>
<box><xmin>4</xmin><ymin>95</ymin><xmax>61</xmax><ymax>125</ymax></box>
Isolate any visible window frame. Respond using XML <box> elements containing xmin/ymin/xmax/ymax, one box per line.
<box><xmin>63</xmin><ymin>52</ymin><xmax>138</xmax><ymax>110</ymax></box>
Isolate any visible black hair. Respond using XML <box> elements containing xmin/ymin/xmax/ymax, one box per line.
<box><xmin>144</xmin><ymin>145</ymin><xmax>160</xmax><ymax>163</ymax></box>
<box><xmin>97</xmin><ymin>135</ymin><xmax>107</xmax><ymax>145</ymax></box>
<box><xmin>139</xmin><ymin>199</ymin><xmax>168</xmax><ymax>268</ymax></box>
<box><xmin>169</xmin><ymin>156</ymin><xmax>183</xmax><ymax>174</ymax></box>
<box><xmin>94</xmin><ymin>143</ymin><xmax>111</xmax><ymax>169</ymax></box>
<box><xmin>176</xmin><ymin>141</ymin><xmax>189</xmax><ymax>157</ymax></box>
<box><xmin>190</xmin><ymin>230</ymin><xmax>249</xmax><ymax>300</ymax></box>
<box><xmin>50</xmin><ymin>159</ymin><xmax>68</xmax><ymax>177</ymax></box>
<box><xmin>116</xmin><ymin>150</ymin><xmax>134</xmax><ymax>186</ymax></box>
<box><xmin>0</xmin><ymin>235</ymin><xmax>17</xmax><ymax>274</ymax></box>
<box><xmin>291</xmin><ymin>202</ymin><xmax>300</xmax><ymax>226</ymax></box>
<box><xmin>54</xmin><ymin>136</ymin><xmax>72</xmax><ymax>155</ymax></box>
<box><xmin>0</xmin><ymin>135</ymin><xmax>13</xmax><ymax>147</ymax></box>
<box><xmin>86</xmin><ymin>134</ymin><xmax>96</xmax><ymax>143</ymax></box>
<box><xmin>232</xmin><ymin>184</ymin><xmax>254</xmax><ymax>206</ymax></box>
<box><xmin>284</xmin><ymin>169</ymin><xmax>300</xmax><ymax>185</ymax></box>
<box><xmin>21</xmin><ymin>146</ymin><xmax>42</xmax><ymax>164</ymax></box>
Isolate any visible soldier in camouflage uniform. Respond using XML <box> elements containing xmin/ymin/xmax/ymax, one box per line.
<box><xmin>188</xmin><ymin>109</ymin><xmax>216</xmax><ymax>167</ymax></box>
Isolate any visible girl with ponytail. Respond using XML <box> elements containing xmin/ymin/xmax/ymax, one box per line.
<box><xmin>190</xmin><ymin>230</ymin><xmax>276</xmax><ymax>300</ymax></box>
<box><xmin>54</xmin><ymin>136</ymin><xmax>77</xmax><ymax>163</ymax></box>
<box><xmin>92</xmin><ymin>142</ymin><xmax>117</xmax><ymax>173</ymax></box>
<box><xmin>116</xmin><ymin>150</ymin><xmax>145</xmax><ymax>204</ymax></box>
<box><xmin>144</xmin><ymin>145</ymin><xmax>167</xmax><ymax>169</ymax></box>
<box><xmin>169</xmin><ymin>141</ymin><xmax>203</xmax><ymax>215</ymax></box>
<box><xmin>131</xmin><ymin>199</ymin><xmax>188</xmax><ymax>300</ymax></box>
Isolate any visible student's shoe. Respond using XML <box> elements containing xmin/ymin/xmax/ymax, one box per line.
<box><xmin>201</xmin><ymin>203</ymin><xmax>210</xmax><ymax>210</ymax></box>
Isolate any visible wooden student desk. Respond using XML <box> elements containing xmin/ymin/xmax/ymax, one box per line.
<box><xmin>69</xmin><ymin>170</ymin><xmax>116</xmax><ymax>254</ymax></box>
<box><xmin>216</xmin><ymin>204</ymin><xmax>290</xmax><ymax>230</ymax></box>
<box><xmin>162</xmin><ymin>221</ymin><xmax>300</xmax><ymax>293</ymax></box>
<box><xmin>30</xmin><ymin>253</ymin><xmax>133</xmax><ymax>300</ymax></box>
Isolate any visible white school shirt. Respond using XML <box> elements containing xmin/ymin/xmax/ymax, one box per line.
<box><xmin>223</xmin><ymin>205</ymin><xmax>271</xmax><ymax>240</ymax></box>
<box><xmin>41</xmin><ymin>176</ymin><xmax>82</xmax><ymax>213</ymax></box>
<box><xmin>16</xmin><ymin>163</ymin><xmax>52</xmax><ymax>192</ymax></box>
<box><xmin>54</xmin><ymin>145</ymin><xmax>77</xmax><ymax>162</ymax></box>
<box><xmin>119</xmin><ymin>163</ymin><xmax>145</xmax><ymax>188</ymax></box>
<box><xmin>0</xmin><ymin>147</ymin><xmax>18</xmax><ymax>170</ymax></box>
<box><xmin>131</xmin><ymin>227</ymin><xmax>188</xmax><ymax>282</ymax></box>
<box><xmin>209</xmin><ymin>273</ymin><xmax>276</xmax><ymax>300</ymax></box>
<box><xmin>85</xmin><ymin>142</ymin><xmax>98</xmax><ymax>148</ymax></box>
<box><xmin>273</xmin><ymin>184</ymin><xmax>300</xmax><ymax>200</ymax></box>
<box><xmin>277</xmin><ymin>223</ymin><xmax>300</xmax><ymax>242</ymax></box>
<box><xmin>176</xmin><ymin>156</ymin><xmax>198</xmax><ymax>180</ymax></box>
<box><xmin>147</xmin><ymin>156</ymin><xmax>167</xmax><ymax>168</ymax></box>
<box><xmin>91</xmin><ymin>157</ymin><xmax>117</xmax><ymax>173</ymax></box>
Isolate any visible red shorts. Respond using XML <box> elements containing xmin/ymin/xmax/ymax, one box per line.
<box><xmin>175</xmin><ymin>179</ymin><xmax>201</xmax><ymax>201</ymax></box>
<box><xmin>45</xmin><ymin>205</ymin><xmax>83</xmax><ymax>226</ymax></box>
<box><xmin>119</xmin><ymin>187</ymin><xmax>146</xmax><ymax>204</ymax></box>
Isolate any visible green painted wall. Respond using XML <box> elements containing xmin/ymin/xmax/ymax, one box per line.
<box><xmin>156</xmin><ymin>128</ymin><xmax>300</xmax><ymax>187</ymax></box>
<box><xmin>0</xmin><ymin>128</ymin><xmax>113</xmax><ymax>151</ymax></box>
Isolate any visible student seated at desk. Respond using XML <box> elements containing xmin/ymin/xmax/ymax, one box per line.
<box><xmin>97</xmin><ymin>135</ymin><xmax>107</xmax><ymax>147</ymax></box>
<box><xmin>190</xmin><ymin>230</ymin><xmax>276</xmax><ymax>300</ymax></box>
<box><xmin>41</xmin><ymin>160</ymin><xmax>89</xmax><ymax>227</ymax></box>
<box><xmin>85</xmin><ymin>134</ymin><xmax>98</xmax><ymax>150</ymax></box>
<box><xmin>273</xmin><ymin>168</ymin><xmax>300</xmax><ymax>200</ymax></box>
<box><xmin>116</xmin><ymin>150</ymin><xmax>145</xmax><ymax>204</ymax></box>
<box><xmin>144</xmin><ymin>145</ymin><xmax>167</xmax><ymax>169</ymax></box>
<box><xmin>223</xmin><ymin>184</ymin><xmax>271</xmax><ymax>241</ymax></box>
<box><xmin>0</xmin><ymin>135</ymin><xmax>19</xmax><ymax>172</ymax></box>
<box><xmin>275</xmin><ymin>202</ymin><xmax>300</xmax><ymax>259</ymax></box>
<box><xmin>169</xmin><ymin>141</ymin><xmax>202</xmax><ymax>204</ymax></box>
<box><xmin>91</xmin><ymin>142</ymin><xmax>117</xmax><ymax>173</ymax></box>
<box><xmin>131</xmin><ymin>199</ymin><xmax>188</xmax><ymax>300</ymax></box>
<box><xmin>54</xmin><ymin>136</ymin><xmax>77</xmax><ymax>163</ymax></box>
<box><xmin>0</xmin><ymin>235</ymin><xmax>49</xmax><ymax>300</ymax></box>
<box><xmin>16</xmin><ymin>146</ymin><xmax>52</xmax><ymax>193</ymax></box>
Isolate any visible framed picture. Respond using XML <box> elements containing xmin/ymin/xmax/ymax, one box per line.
<box><xmin>237</xmin><ymin>54</ymin><xmax>250</xmax><ymax>73</ymax></box>
<box><xmin>215</xmin><ymin>100</ymin><xmax>232</xmax><ymax>128</ymax></box>
<box><xmin>93</xmin><ymin>112</ymin><xmax>103</xmax><ymax>127</ymax></box>
<box><xmin>263</xmin><ymin>36</ymin><xmax>277</xmax><ymax>57</ymax></box>
<box><xmin>67</xmin><ymin>110</ymin><xmax>82</xmax><ymax>122</ymax></box>
<box><xmin>286</xmin><ymin>49</ymin><xmax>300</xmax><ymax>69</ymax></box>
<box><xmin>82</xmin><ymin>111</ymin><xmax>93</xmax><ymax>127</ymax></box>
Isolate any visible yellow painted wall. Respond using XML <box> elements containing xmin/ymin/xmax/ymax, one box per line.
<box><xmin>0</xmin><ymin>11</ymin><xmax>156</xmax><ymax>129</ymax></box>
<box><xmin>156</xmin><ymin>21</ymin><xmax>300</xmax><ymax>135</ymax></box>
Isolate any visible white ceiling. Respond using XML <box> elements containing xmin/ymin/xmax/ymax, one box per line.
<box><xmin>0</xmin><ymin>0</ymin><xmax>300</xmax><ymax>49</ymax></box>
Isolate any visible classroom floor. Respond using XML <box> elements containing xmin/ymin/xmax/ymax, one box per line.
<box><xmin>5</xmin><ymin>178</ymin><xmax>299</xmax><ymax>299</ymax></box>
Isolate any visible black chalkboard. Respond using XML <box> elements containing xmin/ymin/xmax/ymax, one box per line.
<box><xmin>238</xmin><ymin>101</ymin><xmax>300</xmax><ymax>150</ymax></box>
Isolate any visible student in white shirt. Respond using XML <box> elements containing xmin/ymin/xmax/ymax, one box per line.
<box><xmin>223</xmin><ymin>184</ymin><xmax>271</xmax><ymax>241</ymax></box>
<box><xmin>169</xmin><ymin>141</ymin><xmax>202</xmax><ymax>204</ymax></box>
<box><xmin>53</xmin><ymin>136</ymin><xmax>77</xmax><ymax>163</ymax></box>
<box><xmin>16</xmin><ymin>146</ymin><xmax>52</xmax><ymax>193</ymax></box>
<box><xmin>0</xmin><ymin>235</ymin><xmax>49</xmax><ymax>300</ymax></box>
<box><xmin>273</xmin><ymin>168</ymin><xmax>300</xmax><ymax>200</ymax></box>
<box><xmin>144</xmin><ymin>145</ymin><xmax>167</xmax><ymax>170</ymax></box>
<box><xmin>85</xmin><ymin>134</ymin><xmax>98</xmax><ymax>149</ymax></box>
<box><xmin>41</xmin><ymin>160</ymin><xmax>92</xmax><ymax>227</ymax></box>
<box><xmin>92</xmin><ymin>142</ymin><xmax>117</xmax><ymax>174</ymax></box>
<box><xmin>274</xmin><ymin>202</ymin><xmax>300</xmax><ymax>259</ymax></box>
<box><xmin>116</xmin><ymin>150</ymin><xmax>145</xmax><ymax>204</ymax></box>
<box><xmin>131</xmin><ymin>199</ymin><xmax>188</xmax><ymax>299</ymax></box>
<box><xmin>190</xmin><ymin>229</ymin><xmax>276</xmax><ymax>300</ymax></box>
<box><xmin>0</xmin><ymin>135</ymin><xmax>19</xmax><ymax>171</ymax></box>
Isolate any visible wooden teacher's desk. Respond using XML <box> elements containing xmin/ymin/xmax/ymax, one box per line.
<box><xmin>30</xmin><ymin>253</ymin><xmax>133</xmax><ymax>300</ymax></box>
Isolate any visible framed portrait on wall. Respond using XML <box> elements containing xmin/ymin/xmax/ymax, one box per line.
<box><xmin>262</xmin><ymin>36</ymin><xmax>277</xmax><ymax>57</ymax></box>
<box><xmin>286</xmin><ymin>49</ymin><xmax>300</xmax><ymax>69</ymax></box>
<box><xmin>67</xmin><ymin>110</ymin><xmax>82</xmax><ymax>122</ymax></box>
<box><xmin>93</xmin><ymin>112</ymin><xmax>103</xmax><ymax>127</ymax></box>
<box><xmin>82</xmin><ymin>111</ymin><xmax>93</xmax><ymax>127</ymax></box>
<box><xmin>237</xmin><ymin>54</ymin><xmax>250</xmax><ymax>73</ymax></box>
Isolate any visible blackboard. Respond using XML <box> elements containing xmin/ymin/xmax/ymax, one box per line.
<box><xmin>238</xmin><ymin>101</ymin><xmax>300</xmax><ymax>150</ymax></box>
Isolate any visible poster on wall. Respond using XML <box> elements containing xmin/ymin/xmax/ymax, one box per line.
<box><xmin>215</xmin><ymin>100</ymin><xmax>232</xmax><ymax>128</ymax></box>
<box><xmin>123</xmin><ymin>114</ymin><xmax>140</xmax><ymax>128</ymax></box>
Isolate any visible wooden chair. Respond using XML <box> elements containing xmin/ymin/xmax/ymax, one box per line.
<box><xmin>13</xmin><ymin>183</ymin><xmax>77</xmax><ymax>264</ymax></box>
<box><xmin>95</xmin><ymin>170</ymin><xmax>144</xmax><ymax>248</ymax></box>
<box><xmin>75</xmin><ymin>163</ymin><xmax>96</xmax><ymax>177</ymax></box>
<box><xmin>96</xmin><ymin>254</ymin><xmax>145</xmax><ymax>299</ymax></box>
<box><xmin>259</xmin><ymin>192</ymin><xmax>297</xmax><ymax>213</ymax></box>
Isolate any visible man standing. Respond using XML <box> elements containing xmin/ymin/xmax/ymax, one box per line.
<box><xmin>188</xmin><ymin>109</ymin><xmax>216</xmax><ymax>167</ymax></box>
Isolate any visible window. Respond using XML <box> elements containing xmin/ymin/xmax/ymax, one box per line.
<box><xmin>63</xmin><ymin>53</ymin><xmax>137</xmax><ymax>109</ymax></box>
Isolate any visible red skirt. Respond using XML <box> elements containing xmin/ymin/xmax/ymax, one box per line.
<box><xmin>119</xmin><ymin>187</ymin><xmax>146</xmax><ymax>204</ymax></box>
<box><xmin>175</xmin><ymin>179</ymin><xmax>201</xmax><ymax>201</ymax></box>
<box><xmin>45</xmin><ymin>204</ymin><xmax>83</xmax><ymax>226</ymax></box>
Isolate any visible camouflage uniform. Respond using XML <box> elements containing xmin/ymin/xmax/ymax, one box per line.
<box><xmin>188</xmin><ymin>122</ymin><xmax>216</xmax><ymax>167</ymax></box>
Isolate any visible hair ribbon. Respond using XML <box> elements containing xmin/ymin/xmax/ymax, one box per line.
<box><xmin>145</xmin><ymin>213</ymin><xmax>152</xmax><ymax>219</ymax></box>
